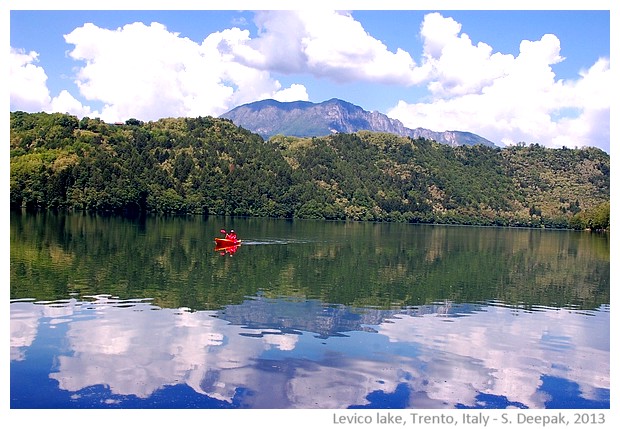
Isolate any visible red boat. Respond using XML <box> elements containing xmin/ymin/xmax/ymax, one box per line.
<box><xmin>214</xmin><ymin>237</ymin><xmax>241</xmax><ymax>256</ymax></box>
<box><xmin>214</xmin><ymin>237</ymin><xmax>241</xmax><ymax>248</ymax></box>
<box><xmin>215</xmin><ymin>229</ymin><xmax>240</xmax><ymax>254</ymax></box>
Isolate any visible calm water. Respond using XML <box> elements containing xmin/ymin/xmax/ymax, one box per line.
<box><xmin>10</xmin><ymin>211</ymin><xmax>610</xmax><ymax>409</ymax></box>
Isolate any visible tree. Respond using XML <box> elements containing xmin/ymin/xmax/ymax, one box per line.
<box><xmin>9</xmin><ymin>112</ymin><xmax>610</xmax><ymax>228</ymax></box>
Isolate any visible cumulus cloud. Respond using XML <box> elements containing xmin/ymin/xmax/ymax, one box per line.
<box><xmin>419</xmin><ymin>13</ymin><xmax>517</xmax><ymax>97</ymax></box>
<box><xmin>388</xmin><ymin>13</ymin><xmax>610</xmax><ymax>151</ymax></box>
<box><xmin>10</xmin><ymin>47</ymin><xmax>95</xmax><ymax>117</ymax></box>
<box><xmin>273</xmin><ymin>83</ymin><xmax>309</xmax><ymax>102</ymax></box>
<box><xmin>230</xmin><ymin>10</ymin><xmax>424</xmax><ymax>85</ymax></box>
<box><xmin>61</xmin><ymin>21</ymin><xmax>309</xmax><ymax>122</ymax></box>
<box><xmin>10</xmin><ymin>48</ymin><xmax>52</xmax><ymax>111</ymax></box>
<box><xmin>50</xmin><ymin>90</ymin><xmax>95</xmax><ymax>118</ymax></box>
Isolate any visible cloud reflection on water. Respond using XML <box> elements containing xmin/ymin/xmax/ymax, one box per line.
<box><xmin>10</xmin><ymin>297</ymin><xmax>609</xmax><ymax>409</ymax></box>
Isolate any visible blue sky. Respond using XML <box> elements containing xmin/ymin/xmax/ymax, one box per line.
<box><xmin>8</xmin><ymin>7</ymin><xmax>612</xmax><ymax>152</ymax></box>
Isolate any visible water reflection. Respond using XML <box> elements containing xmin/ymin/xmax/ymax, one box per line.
<box><xmin>10</xmin><ymin>211</ymin><xmax>609</xmax><ymax>409</ymax></box>
<box><xmin>215</xmin><ymin>243</ymin><xmax>241</xmax><ymax>256</ymax></box>
<box><xmin>10</xmin><ymin>211</ymin><xmax>610</xmax><ymax>312</ymax></box>
<box><xmin>11</xmin><ymin>296</ymin><xmax>609</xmax><ymax>409</ymax></box>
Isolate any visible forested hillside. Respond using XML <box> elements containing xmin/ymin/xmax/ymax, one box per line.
<box><xmin>10</xmin><ymin>111</ymin><xmax>610</xmax><ymax>230</ymax></box>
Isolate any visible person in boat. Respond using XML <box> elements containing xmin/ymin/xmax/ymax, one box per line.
<box><xmin>219</xmin><ymin>229</ymin><xmax>238</xmax><ymax>242</ymax></box>
<box><xmin>224</xmin><ymin>229</ymin><xmax>237</xmax><ymax>241</ymax></box>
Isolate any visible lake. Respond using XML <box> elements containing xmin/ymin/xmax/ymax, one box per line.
<box><xmin>10</xmin><ymin>210</ymin><xmax>610</xmax><ymax>409</ymax></box>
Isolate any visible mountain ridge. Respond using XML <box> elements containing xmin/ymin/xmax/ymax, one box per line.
<box><xmin>221</xmin><ymin>98</ymin><xmax>497</xmax><ymax>147</ymax></box>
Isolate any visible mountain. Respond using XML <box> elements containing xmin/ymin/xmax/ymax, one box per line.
<box><xmin>220</xmin><ymin>98</ymin><xmax>497</xmax><ymax>147</ymax></box>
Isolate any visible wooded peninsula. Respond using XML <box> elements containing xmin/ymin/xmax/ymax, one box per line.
<box><xmin>10</xmin><ymin>111</ymin><xmax>610</xmax><ymax>230</ymax></box>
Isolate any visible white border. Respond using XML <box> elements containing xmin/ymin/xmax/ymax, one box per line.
<box><xmin>3</xmin><ymin>1</ymin><xmax>616</xmax><ymax>427</ymax></box>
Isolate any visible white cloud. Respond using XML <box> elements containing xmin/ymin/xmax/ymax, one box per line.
<box><xmin>388</xmin><ymin>13</ymin><xmax>610</xmax><ymax>151</ymax></box>
<box><xmin>229</xmin><ymin>10</ymin><xmax>425</xmax><ymax>85</ymax></box>
<box><xmin>50</xmin><ymin>90</ymin><xmax>95</xmax><ymax>118</ymax></box>
<box><xmin>61</xmin><ymin>22</ymin><xmax>308</xmax><ymax>123</ymax></box>
<box><xmin>420</xmin><ymin>12</ymin><xmax>517</xmax><ymax>97</ymax></box>
<box><xmin>273</xmin><ymin>83</ymin><xmax>309</xmax><ymax>102</ymax></box>
<box><xmin>10</xmin><ymin>48</ymin><xmax>52</xmax><ymax>111</ymax></box>
<box><xmin>10</xmin><ymin>47</ymin><xmax>95</xmax><ymax>118</ymax></box>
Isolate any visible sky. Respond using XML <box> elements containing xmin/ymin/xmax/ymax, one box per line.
<box><xmin>7</xmin><ymin>6</ymin><xmax>612</xmax><ymax>152</ymax></box>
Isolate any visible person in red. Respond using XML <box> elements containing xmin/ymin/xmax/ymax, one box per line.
<box><xmin>225</xmin><ymin>230</ymin><xmax>237</xmax><ymax>241</ymax></box>
<box><xmin>218</xmin><ymin>229</ymin><xmax>239</xmax><ymax>256</ymax></box>
<box><xmin>220</xmin><ymin>229</ymin><xmax>237</xmax><ymax>241</ymax></box>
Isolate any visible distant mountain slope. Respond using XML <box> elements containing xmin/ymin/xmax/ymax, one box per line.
<box><xmin>221</xmin><ymin>98</ymin><xmax>497</xmax><ymax>147</ymax></box>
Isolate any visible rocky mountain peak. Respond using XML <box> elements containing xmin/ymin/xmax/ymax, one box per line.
<box><xmin>221</xmin><ymin>98</ymin><xmax>496</xmax><ymax>147</ymax></box>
